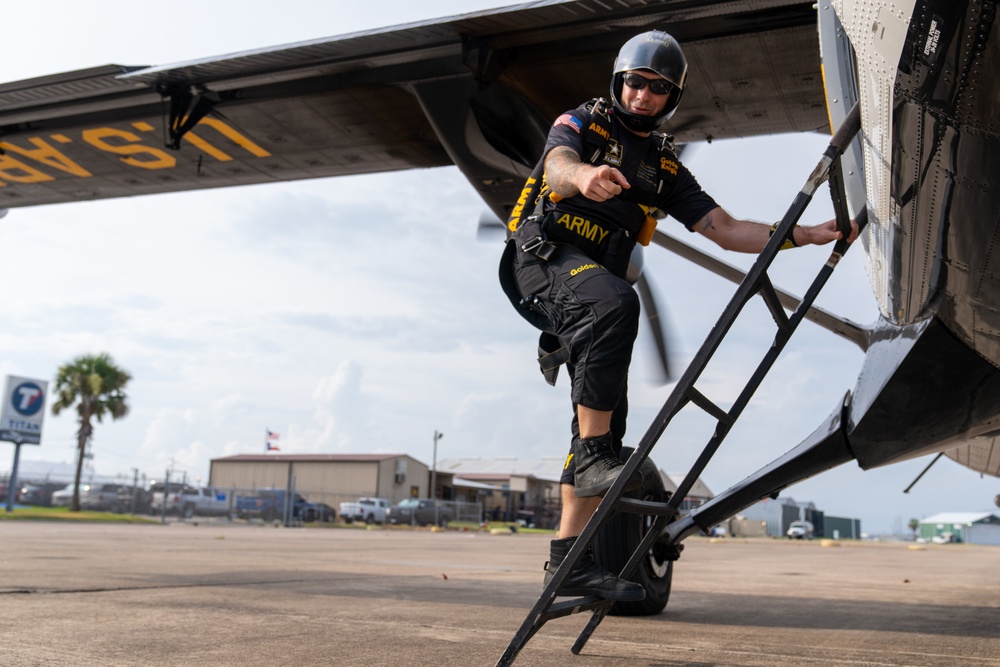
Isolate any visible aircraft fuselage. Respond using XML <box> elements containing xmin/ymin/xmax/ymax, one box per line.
<box><xmin>830</xmin><ymin>0</ymin><xmax>1000</xmax><ymax>474</ymax></box>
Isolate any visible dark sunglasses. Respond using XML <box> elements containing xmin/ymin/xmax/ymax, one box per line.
<box><xmin>622</xmin><ymin>72</ymin><xmax>672</xmax><ymax>96</ymax></box>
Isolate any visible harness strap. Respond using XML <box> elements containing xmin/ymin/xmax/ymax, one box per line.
<box><xmin>537</xmin><ymin>332</ymin><xmax>569</xmax><ymax>386</ymax></box>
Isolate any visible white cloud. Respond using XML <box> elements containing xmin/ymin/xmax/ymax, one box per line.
<box><xmin>308</xmin><ymin>359</ymin><xmax>369</xmax><ymax>450</ymax></box>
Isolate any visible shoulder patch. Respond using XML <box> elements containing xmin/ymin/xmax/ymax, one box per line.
<box><xmin>554</xmin><ymin>113</ymin><xmax>584</xmax><ymax>134</ymax></box>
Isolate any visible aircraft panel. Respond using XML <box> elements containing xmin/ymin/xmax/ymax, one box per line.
<box><xmin>0</xmin><ymin>65</ymin><xmax>146</xmax><ymax>118</ymax></box>
<box><xmin>945</xmin><ymin>442</ymin><xmax>1000</xmax><ymax>478</ymax></box>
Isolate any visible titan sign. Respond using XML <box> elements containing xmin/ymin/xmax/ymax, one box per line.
<box><xmin>0</xmin><ymin>375</ymin><xmax>48</xmax><ymax>445</ymax></box>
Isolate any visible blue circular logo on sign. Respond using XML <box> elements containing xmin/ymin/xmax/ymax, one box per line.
<box><xmin>12</xmin><ymin>382</ymin><xmax>44</xmax><ymax>416</ymax></box>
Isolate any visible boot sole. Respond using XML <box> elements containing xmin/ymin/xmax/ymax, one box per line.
<box><xmin>558</xmin><ymin>586</ymin><xmax>646</xmax><ymax>602</ymax></box>
<box><xmin>573</xmin><ymin>473</ymin><xmax>642</xmax><ymax>498</ymax></box>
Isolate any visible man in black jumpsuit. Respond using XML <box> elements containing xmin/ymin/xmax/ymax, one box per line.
<box><xmin>501</xmin><ymin>31</ymin><xmax>857</xmax><ymax>600</ymax></box>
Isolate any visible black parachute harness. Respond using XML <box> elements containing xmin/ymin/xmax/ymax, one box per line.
<box><xmin>500</xmin><ymin>98</ymin><xmax>679</xmax><ymax>386</ymax></box>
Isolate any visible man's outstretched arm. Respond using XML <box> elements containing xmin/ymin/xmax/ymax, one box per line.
<box><xmin>692</xmin><ymin>206</ymin><xmax>858</xmax><ymax>253</ymax></box>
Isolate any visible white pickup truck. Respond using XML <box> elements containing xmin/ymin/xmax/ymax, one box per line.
<box><xmin>786</xmin><ymin>520</ymin><xmax>815</xmax><ymax>539</ymax></box>
<box><xmin>151</xmin><ymin>486</ymin><xmax>232</xmax><ymax>518</ymax></box>
<box><xmin>338</xmin><ymin>497</ymin><xmax>390</xmax><ymax>524</ymax></box>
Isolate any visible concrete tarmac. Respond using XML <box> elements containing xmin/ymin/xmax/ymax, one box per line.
<box><xmin>1</xmin><ymin>521</ymin><xmax>997</xmax><ymax>666</ymax></box>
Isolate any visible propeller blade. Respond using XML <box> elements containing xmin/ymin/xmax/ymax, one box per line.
<box><xmin>634</xmin><ymin>272</ymin><xmax>673</xmax><ymax>384</ymax></box>
<box><xmin>477</xmin><ymin>210</ymin><xmax>506</xmax><ymax>241</ymax></box>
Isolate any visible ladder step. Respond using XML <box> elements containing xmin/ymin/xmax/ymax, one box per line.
<box><xmin>544</xmin><ymin>596</ymin><xmax>605</xmax><ymax>619</ymax></box>
<box><xmin>615</xmin><ymin>497</ymin><xmax>679</xmax><ymax>518</ymax></box>
<box><xmin>687</xmin><ymin>387</ymin><xmax>732</xmax><ymax>424</ymax></box>
<box><xmin>758</xmin><ymin>275</ymin><xmax>792</xmax><ymax>334</ymax></box>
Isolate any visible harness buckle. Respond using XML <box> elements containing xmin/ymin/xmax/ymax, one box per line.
<box><xmin>519</xmin><ymin>294</ymin><xmax>550</xmax><ymax>319</ymax></box>
<box><xmin>521</xmin><ymin>235</ymin><xmax>557</xmax><ymax>261</ymax></box>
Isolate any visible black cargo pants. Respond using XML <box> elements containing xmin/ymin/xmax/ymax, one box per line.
<box><xmin>501</xmin><ymin>238</ymin><xmax>640</xmax><ymax>481</ymax></box>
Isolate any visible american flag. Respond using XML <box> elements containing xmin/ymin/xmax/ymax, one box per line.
<box><xmin>265</xmin><ymin>429</ymin><xmax>281</xmax><ymax>452</ymax></box>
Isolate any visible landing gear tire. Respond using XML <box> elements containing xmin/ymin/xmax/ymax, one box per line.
<box><xmin>593</xmin><ymin>448</ymin><xmax>673</xmax><ymax>616</ymax></box>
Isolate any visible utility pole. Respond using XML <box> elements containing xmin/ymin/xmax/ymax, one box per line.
<box><xmin>432</xmin><ymin>430</ymin><xmax>443</xmax><ymax>526</ymax></box>
<box><xmin>130</xmin><ymin>468</ymin><xmax>140</xmax><ymax>515</ymax></box>
<box><xmin>161</xmin><ymin>468</ymin><xmax>169</xmax><ymax>523</ymax></box>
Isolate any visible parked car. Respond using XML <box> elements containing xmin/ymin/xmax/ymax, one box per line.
<box><xmin>236</xmin><ymin>489</ymin><xmax>317</xmax><ymax>522</ymax></box>
<box><xmin>339</xmin><ymin>497</ymin><xmax>390</xmax><ymax>524</ymax></box>
<box><xmin>300</xmin><ymin>502</ymin><xmax>336</xmax><ymax>523</ymax></box>
<box><xmin>80</xmin><ymin>483</ymin><xmax>128</xmax><ymax>512</ymax></box>
<box><xmin>18</xmin><ymin>482</ymin><xmax>67</xmax><ymax>506</ymax></box>
<box><xmin>150</xmin><ymin>485</ymin><xmax>231</xmax><ymax>517</ymax></box>
<box><xmin>52</xmin><ymin>483</ymin><xmax>123</xmax><ymax>510</ymax></box>
<box><xmin>50</xmin><ymin>484</ymin><xmax>75</xmax><ymax>507</ymax></box>
<box><xmin>386</xmin><ymin>499</ymin><xmax>453</xmax><ymax>527</ymax></box>
<box><xmin>118</xmin><ymin>485</ymin><xmax>153</xmax><ymax>514</ymax></box>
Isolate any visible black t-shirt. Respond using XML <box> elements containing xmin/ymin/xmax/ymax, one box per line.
<box><xmin>541</xmin><ymin>104</ymin><xmax>718</xmax><ymax>255</ymax></box>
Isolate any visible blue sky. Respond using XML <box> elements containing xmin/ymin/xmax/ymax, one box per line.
<box><xmin>1</xmin><ymin>1</ymin><xmax>995</xmax><ymax>534</ymax></box>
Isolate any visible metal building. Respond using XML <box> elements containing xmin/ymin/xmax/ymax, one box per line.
<box><xmin>823</xmin><ymin>515</ymin><xmax>862</xmax><ymax>540</ymax></box>
<box><xmin>660</xmin><ymin>472</ymin><xmax>714</xmax><ymax>511</ymax></box>
<box><xmin>209</xmin><ymin>453</ymin><xmax>429</xmax><ymax>508</ymax></box>
<box><xmin>736</xmin><ymin>497</ymin><xmax>821</xmax><ymax>538</ymax></box>
<box><xmin>919</xmin><ymin>512</ymin><xmax>1000</xmax><ymax>545</ymax></box>
<box><xmin>437</xmin><ymin>458</ymin><xmax>564</xmax><ymax>528</ymax></box>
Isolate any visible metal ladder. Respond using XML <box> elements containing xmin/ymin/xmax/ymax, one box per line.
<box><xmin>495</xmin><ymin>102</ymin><xmax>864</xmax><ymax>666</ymax></box>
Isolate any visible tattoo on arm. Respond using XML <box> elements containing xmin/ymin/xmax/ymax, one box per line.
<box><xmin>544</xmin><ymin>146</ymin><xmax>583</xmax><ymax>197</ymax></box>
<box><xmin>695</xmin><ymin>211</ymin><xmax>716</xmax><ymax>234</ymax></box>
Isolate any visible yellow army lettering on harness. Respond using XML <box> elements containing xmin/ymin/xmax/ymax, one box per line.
<box><xmin>507</xmin><ymin>175</ymin><xmax>538</xmax><ymax>232</ymax></box>
<box><xmin>555</xmin><ymin>213</ymin><xmax>610</xmax><ymax>244</ymax></box>
<box><xmin>570</xmin><ymin>263</ymin><xmax>600</xmax><ymax>276</ymax></box>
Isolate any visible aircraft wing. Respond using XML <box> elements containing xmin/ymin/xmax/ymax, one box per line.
<box><xmin>0</xmin><ymin>0</ymin><xmax>827</xmax><ymax>218</ymax></box>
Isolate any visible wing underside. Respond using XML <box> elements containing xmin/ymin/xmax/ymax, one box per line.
<box><xmin>0</xmin><ymin>1</ymin><xmax>826</xmax><ymax>217</ymax></box>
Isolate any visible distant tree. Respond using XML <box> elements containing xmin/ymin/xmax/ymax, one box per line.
<box><xmin>908</xmin><ymin>518</ymin><xmax>920</xmax><ymax>539</ymax></box>
<box><xmin>51</xmin><ymin>353</ymin><xmax>131</xmax><ymax>511</ymax></box>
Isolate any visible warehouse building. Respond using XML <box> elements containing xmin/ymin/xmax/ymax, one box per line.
<box><xmin>207</xmin><ymin>452</ymin><xmax>716</xmax><ymax>528</ymax></box>
<box><xmin>660</xmin><ymin>471</ymin><xmax>714</xmax><ymax>511</ymax></box>
<box><xmin>733</xmin><ymin>496</ymin><xmax>857</xmax><ymax>539</ymax></box>
<box><xmin>209</xmin><ymin>453</ymin><xmax>430</xmax><ymax>508</ymax></box>
<box><xmin>437</xmin><ymin>457</ymin><xmax>564</xmax><ymax>528</ymax></box>
<box><xmin>919</xmin><ymin>512</ymin><xmax>1000</xmax><ymax>545</ymax></box>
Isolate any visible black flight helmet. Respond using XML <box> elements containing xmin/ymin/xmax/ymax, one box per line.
<box><xmin>610</xmin><ymin>31</ymin><xmax>687</xmax><ymax>133</ymax></box>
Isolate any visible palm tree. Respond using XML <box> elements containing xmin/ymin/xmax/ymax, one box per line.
<box><xmin>51</xmin><ymin>353</ymin><xmax>131</xmax><ymax>511</ymax></box>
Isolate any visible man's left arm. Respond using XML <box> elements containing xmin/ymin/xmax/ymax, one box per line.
<box><xmin>691</xmin><ymin>207</ymin><xmax>858</xmax><ymax>253</ymax></box>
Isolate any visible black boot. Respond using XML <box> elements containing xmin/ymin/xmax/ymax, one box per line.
<box><xmin>543</xmin><ymin>537</ymin><xmax>645</xmax><ymax>601</ymax></box>
<box><xmin>572</xmin><ymin>433</ymin><xmax>641</xmax><ymax>498</ymax></box>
